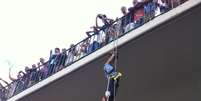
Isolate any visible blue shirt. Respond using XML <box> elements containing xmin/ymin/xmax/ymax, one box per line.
<box><xmin>104</xmin><ymin>64</ymin><xmax>116</xmax><ymax>78</ymax></box>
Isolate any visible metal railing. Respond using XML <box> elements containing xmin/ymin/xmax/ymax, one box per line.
<box><xmin>0</xmin><ymin>0</ymin><xmax>188</xmax><ymax>100</ymax></box>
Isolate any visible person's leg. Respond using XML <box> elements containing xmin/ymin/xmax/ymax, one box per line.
<box><xmin>108</xmin><ymin>79</ymin><xmax>115</xmax><ymax>101</ymax></box>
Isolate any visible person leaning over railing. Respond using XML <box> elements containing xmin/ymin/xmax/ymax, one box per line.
<box><xmin>9</xmin><ymin>68</ymin><xmax>25</xmax><ymax>96</ymax></box>
<box><xmin>143</xmin><ymin>0</ymin><xmax>158</xmax><ymax>22</ymax></box>
<box><xmin>80</xmin><ymin>39</ymin><xmax>90</xmax><ymax>57</ymax></box>
<box><xmin>37</xmin><ymin>58</ymin><xmax>48</xmax><ymax>81</ymax></box>
<box><xmin>57</xmin><ymin>48</ymin><xmax>68</xmax><ymax>70</ymax></box>
<box><xmin>96</xmin><ymin>14</ymin><xmax>115</xmax><ymax>44</ymax></box>
<box><xmin>128</xmin><ymin>0</ymin><xmax>147</xmax><ymax>28</ymax></box>
<box><xmin>0</xmin><ymin>78</ymin><xmax>9</xmax><ymax>101</ymax></box>
<box><xmin>27</xmin><ymin>64</ymin><xmax>39</xmax><ymax>86</ymax></box>
<box><xmin>120</xmin><ymin>6</ymin><xmax>129</xmax><ymax>34</ymax></box>
<box><xmin>66</xmin><ymin>44</ymin><xmax>78</xmax><ymax>65</ymax></box>
<box><xmin>48</xmin><ymin>48</ymin><xmax>61</xmax><ymax>76</ymax></box>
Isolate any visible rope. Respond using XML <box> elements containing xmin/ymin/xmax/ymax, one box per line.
<box><xmin>113</xmin><ymin>21</ymin><xmax>119</xmax><ymax>101</ymax></box>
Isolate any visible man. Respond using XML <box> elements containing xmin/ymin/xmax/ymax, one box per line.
<box><xmin>144</xmin><ymin>0</ymin><xmax>157</xmax><ymax>22</ymax></box>
<box><xmin>38</xmin><ymin>58</ymin><xmax>48</xmax><ymax>80</ymax></box>
<box><xmin>0</xmin><ymin>78</ymin><xmax>9</xmax><ymax>101</ymax></box>
<box><xmin>103</xmin><ymin>52</ymin><xmax>122</xmax><ymax>101</ymax></box>
<box><xmin>9</xmin><ymin>68</ymin><xmax>25</xmax><ymax>96</ymax></box>
<box><xmin>58</xmin><ymin>48</ymin><xmax>68</xmax><ymax>70</ymax></box>
<box><xmin>120</xmin><ymin>6</ymin><xmax>130</xmax><ymax>34</ymax></box>
<box><xmin>128</xmin><ymin>0</ymin><xmax>146</xmax><ymax>28</ymax></box>
<box><xmin>48</xmin><ymin>48</ymin><xmax>61</xmax><ymax>76</ymax></box>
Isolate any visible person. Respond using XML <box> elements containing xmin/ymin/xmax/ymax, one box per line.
<box><xmin>103</xmin><ymin>52</ymin><xmax>122</xmax><ymax>101</ymax></box>
<box><xmin>9</xmin><ymin>68</ymin><xmax>25</xmax><ymax>95</ymax></box>
<box><xmin>67</xmin><ymin>44</ymin><xmax>78</xmax><ymax>65</ymax></box>
<box><xmin>120</xmin><ymin>6</ymin><xmax>132</xmax><ymax>34</ymax></box>
<box><xmin>144</xmin><ymin>0</ymin><xmax>157</xmax><ymax>22</ymax></box>
<box><xmin>58</xmin><ymin>48</ymin><xmax>68</xmax><ymax>70</ymax></box>
<box><xmin>157</xmin><ymin>0</ymin><xmax>169</xmax><ymax>13</ymax></box>
<box><xmin>48</xmin><ymin>48</ymin><xmax>61</xmax><ymax>76</ymax></box>
<box><xmin>0</xmin><ymin>78</ymin><xmax>9</xmax><ymax>101</ymax></box>
<box><xmin>38</xmin><ymin>58</ymin><xmax>48</xmax><ymax>80</ymax></box>
<box><xmin>121</xmin><ymin>6</ymin><xmax>128</xmax><ymax>16</ymax></box>
<box><xmin>96</xmin><ymin>14</ymin><xmax>114</xmax><ymax>29</ymax></box>
<box><xmin>128</xmin><ymin>0</ymin><xmax>146</xmax><ymax>28</ymax></box>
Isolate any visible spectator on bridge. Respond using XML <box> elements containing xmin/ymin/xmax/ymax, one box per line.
<box><xmin>121</xmin><ymin>6</ymin><xmax>128</xmax><ymax>16</ymax></box>
<box><xmin>144</xmin><ymin>0</ymin><xmax>157</xmax><ymax>22</ymax></box>
<box><xmin>9</xmin><ymin>68</ymin><xmax>25</xmax><ymax>95</ymax></box>
<box><xmin>97</xmin><ymin>14</ymin><xmax>114</xmax><ymax>29</ymax></box>
<box><xmin>67</xmin><ymin>44</ymin><xmax>77</xmax><ymax>65</ymax></box>
<box><xmin>58</xmin><ymin>48</ymin><xmax>68</xmax><ymax>70</ymax></box>
<box><xmin>128</xmin><ymin>0</ymin><xmax>146</xmax><ymax>28</ymax></box>
<box><xmin>0</xmin><ymin>78</ymin><xmax>9</xmax><ymax>101</ymax></box>
<box><xmin>38</xmin><ymin>58</ymin><xmax>48</xmax><ymax>80</ymax></box>
<box><xmin>80</xmin><ymin>39</ymin><xmax>90</xmax><ymax>56</ymax></box>
<box><xmin>157</xmin><ymin>0</ymin><xmax>169</xmax><ymax>13</ymax></box>
<box><xmin>48</xmin><ymin>48</ymin><xmax>61</xmax><ymax>76</ymax></box>
<box><xmin>29</xmin><ymin>64</ymin><xmax>39</xmax><ymax>86</ymax></box>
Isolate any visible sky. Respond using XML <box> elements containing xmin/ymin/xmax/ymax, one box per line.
<box><xmin>0</xmin><ymin>0</ymin><xmax>132</xmax><ymax>83</ymax></box>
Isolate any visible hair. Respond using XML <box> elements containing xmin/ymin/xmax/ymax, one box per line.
<box><xmin>55</xmin><ymin>47</ymin><xmax>60</xmax><ymax>51</ymax></box>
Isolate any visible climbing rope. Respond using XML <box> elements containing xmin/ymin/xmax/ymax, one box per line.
<box><xmin>113</xmin><ymin>20</ymin><xmax>120</xmax><ymax>101</ymax></box>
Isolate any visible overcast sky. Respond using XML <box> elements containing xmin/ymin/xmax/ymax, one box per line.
<box><xmin>0</xmin><ymin>0</ymin><xmax>132</xmax><ymax>83</ymax></box>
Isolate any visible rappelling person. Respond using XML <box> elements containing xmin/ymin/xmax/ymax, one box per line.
<box><xmin>103</xmin><ymin>51</ymin><xmax>122</xmax><ymax>101</ymax></box>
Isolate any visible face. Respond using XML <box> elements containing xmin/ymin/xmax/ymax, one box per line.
<box><xmin>32</xmin><ymin>64</ymin><xmax>37</xmax><ymax>69</ymax></box>
<box><xmin>25</xmin><ymin>67</ymin><xmax>29</xmax><ymax>72</ymax></box>
<box><xmin>121</xmin><ymin>7</ymin><xmax>127</xmax><ymax>14</ymax></box>
<box><xmin>55</xmin><ymin>49</ymin><xmax>60</xmax><ymax>54</ymax></box>
<box><xmin>17</xmin><ymin>72</ymin><xmax>22</xmax><ymax>79</ymax></box>
<box><xmin>133</xmin><ymin>0</ymin><xmax>137</xmax><ymax>6</ymax></box>
<box><xmin>40</xmin><ymin>58</ymin><xmax>45</xmax><ymax>63</ymax></box>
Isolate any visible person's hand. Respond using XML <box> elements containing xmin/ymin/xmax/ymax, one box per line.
<box><xmin>105</xmin><ymin>91</ymin><xmax>110</xmax><ymax>98</ymax></box>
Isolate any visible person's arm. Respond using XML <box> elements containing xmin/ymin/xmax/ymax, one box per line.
<box><xmin>9</xmin><ymin>68</ymin><xmax>16</xmax><ymax>81</ymax></box>
<box><xmin>105</xmin><ymin>53</ymin><xmax>115</xmax><ymax>64</ymax></box>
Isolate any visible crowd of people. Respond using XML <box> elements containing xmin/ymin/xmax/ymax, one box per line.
<box><xmin>0</xmin><ymin>0</ymin><xmax>187</xmax><ymax>100</ymax></box>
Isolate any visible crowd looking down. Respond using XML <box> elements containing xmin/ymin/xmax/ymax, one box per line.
<box><xmin>0</xmin><ymin>0</ymin><xmax>187</xmax><ymax>100</ymax></box>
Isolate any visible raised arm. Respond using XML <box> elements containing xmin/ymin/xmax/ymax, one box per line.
<box><xmin>9</xmin><ymin>68</ymin><xmax>17</xmax><ymax>81</ymax></box>
<box><xmin>105</xmin><ymin>53</ymin><xmax>115</xmax><ymax>64</ymax></box>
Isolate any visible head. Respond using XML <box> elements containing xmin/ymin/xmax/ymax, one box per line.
<box><xmin>55</xmin><ymin>48</ymin><xmax>60</xmax><ymax>54</ymax></box>
<box><xmin>98</xmin><ymin>14</ymin><xmax>107</xmax><ymax>19</ymax></box>
<box><xmin>37</xmin><ymin>62</ymin><xmax>41</xmax><ymax>67</ymax></box>
<box><xmin>17</xmin><ymin>72</ymin><xmax>22</xmax><ymax>79</ymax></box>
<box><xmin>70</xmin><ymin>44</ymin><xmax>74</xmax><ymax>48</ymax></box>
<box><xmin>32</xmin><ymin>64</ymin><xmax>37</xmax><ymax>69</ymax></box>
<box><xmin>25</xmin><ymin>66</ymin><xmax>30</xmax><ymax>73</ymax></box>
<box><xmin>121</xmin><ymin>6</ymin><xmax>127</xmax><ymax>15</ymax></box>
<box><xmin>133</xmin><ymin>0</ymin><xmax>138</xmax><ymax>6</ymax></box>
<box><xmin>40</xmin><ymin>58</ymin><xmax>45</xmax><ymax>64</ymax></box>
<box><xmin>62</xmin><ymin>48</ymin><xmax>67</xmax><ymax>54</ymax></box>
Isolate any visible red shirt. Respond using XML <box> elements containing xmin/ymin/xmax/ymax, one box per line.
<box><xmin>134</xmin><ymin>8</ymin><xmax>145</xmax><ymax>21</ymax></box>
